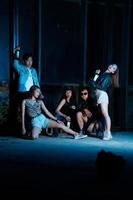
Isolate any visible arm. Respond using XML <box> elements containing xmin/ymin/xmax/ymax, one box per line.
<box><xmin>97</xmin><ymin>75</ymin><xmax>112</xmax><ymax>92</ymax></box>
<box><xmin>93</xmin><ymin>69</ymin><xmax>101</xmax><ymax>81</ymax></box>
<box><xmin>41</xmin><ymin>101</ymin><xmax>57</xmax><ymax>121</ymax></box>
<box><xmin>22</xmin><ymin>100</ymin><xmax>26</xmax><ymax>135</ymax></box>
<box><xmin>13</xmin><ymin>46</ymin><xmax>23</xmax><ymax>73</ymax></box>
<box><xmin>55</xmin><ymin>99</ymin><xmax>68</xmax><ymax>118</ymax></box>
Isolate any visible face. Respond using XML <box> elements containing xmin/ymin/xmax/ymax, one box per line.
<box><xmin>25</xmin><ymin>57</ymin><xmax>33</xmax><ymax>68</ymax></box>
<box><xmin>81</xmin><ymin>89</ymin><xmax>88</xmax><ymax>101</ymax></box>
<box><xmin>108</xmin><ymin>64</ymin><xmax>117</xmax><ymax>74</ymax></box>
<box><xmin>33</xmin><ymin>88</ymin><xmax>40</xmax><ymax>98</ymax></box>
<box><xmin>65</xmin><ymin>90</ymin><xmax>72</xmax><ymax>98</ymax></box>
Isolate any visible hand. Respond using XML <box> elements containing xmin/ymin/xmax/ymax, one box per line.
<box><xmin>14</xmin><ymin>46</ymin><xmax>21</xmax><ymax>54</ymax></box>
<box><xmin>71</xmin><ymin>105</ymin><xmax>76</xmax><ymax>110</ymax></box>
<box><xmin>66</xmin><ymin>116</ymin><xmax>71</xmax><ymax>122</ymax></box>
<box><xmin>95</xmin><ymin>69</ymin><xmax>101</xmax><ymax>74</ymax></box>
<box><xmin>38</xmin><ymin>94</ymin><xmax>44</xmax><ymax>100</ymax></box>
<box><xmin>56</xmin><ymin>120</ymin><xmax>63</xmax><ymax>124</ymax></box>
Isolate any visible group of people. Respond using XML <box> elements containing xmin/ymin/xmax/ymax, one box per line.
<box><xmin>13</xmin><ymin>46</ymin><xmax>119</xmax><ymax>141</ymax></box>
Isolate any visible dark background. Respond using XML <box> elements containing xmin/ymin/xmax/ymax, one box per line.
<box><xmin>0</xmin><ymin>0</ymin><xmax>133</xmax><ymax>132</ymax></box>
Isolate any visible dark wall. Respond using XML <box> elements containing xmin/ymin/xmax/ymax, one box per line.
<box><xmin>41</xmin><ymin>0</ymin><xmax>83</xmax><ymax>84</ymax></box>
<box><xmin>0</xmin><ymin>0</ymin><xmax>133</xmax><ymax>131</ymax></box>
<box><xmin>0</xmin><ymin>0</ymin><xmax>9</xmax><ymax>82</ymax></box>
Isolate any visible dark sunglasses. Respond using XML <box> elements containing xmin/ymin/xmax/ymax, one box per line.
<box><xmin>81</xmin><ymin>92</ymin><xmax>88</xmax><ymax>96</ymax></box>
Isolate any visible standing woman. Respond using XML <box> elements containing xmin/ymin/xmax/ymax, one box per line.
<box><xmin>22</xmin><ymin>85</ymin><xmax>87</xmax><ymax>140</ymax></box>
<box><xmin>93</xmin><ymin>64</ymin><xmax>119</xmax><ymax>98</ymax></box>
<box><xmin>88</xmin><ymin>81</ymin><xmax>112</xmax><ymax>140</ymax></box>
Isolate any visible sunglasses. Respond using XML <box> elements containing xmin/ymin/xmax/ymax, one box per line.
<box><xmin>81</xmin><ymin>92</ymin><xmax>88</xmax><ymax>96</ymax></box>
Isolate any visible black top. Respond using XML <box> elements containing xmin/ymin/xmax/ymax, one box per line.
<box><xmin>60</xmin><ymin>99</ymin><xmax>77</xmax><ymax>116</ymax></box>
<box><xmin>97</xmin><ymin>72</ymin><xmax>112</xmax><ymax>97</ymax></box>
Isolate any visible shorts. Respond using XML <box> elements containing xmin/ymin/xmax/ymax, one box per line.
<box><xmin>31</xmin><ymin>114</ymin><xmax>50</xmax><ymax>129</ymax></box>
<box><xmin>96</xmin><ymin>90</ymin><xmax>109</xmax><ymax>104</ymax></box>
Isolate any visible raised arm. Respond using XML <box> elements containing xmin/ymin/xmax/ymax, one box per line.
<box><xmin>13</xmin><ymin>46</ymin><xmax>23</xmax><ymax>73</ymax></box>
<box><xmin>93</xmin><ymin>69</ymin><xmax>101</xmax><ymax>81</ymax></box>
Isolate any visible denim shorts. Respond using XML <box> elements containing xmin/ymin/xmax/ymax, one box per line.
<box><xmin>31</xmin><ymin>114</ymin><xmax>50</xmax><ymax>129</ymax></box>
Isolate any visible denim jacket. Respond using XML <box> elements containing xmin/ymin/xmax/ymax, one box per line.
<box><xmin>13</xmin><ymin>60</ymin><xmax>40</xmax><ymax>92</ymax></box>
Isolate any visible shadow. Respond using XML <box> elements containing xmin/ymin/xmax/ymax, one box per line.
<box><xmin>96</xmin><ymin>150</ymin><xmax>126</xmax><ymax>183</ymax></box>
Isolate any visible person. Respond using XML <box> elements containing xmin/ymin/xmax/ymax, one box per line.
<box><xmin>13</xmin><ymin>46</ymin><xmax>43</xmax><ymax>106</ymax></box>
<box><xmin>87</xmin><ymin>64</ymin><xmax>119</xmax><ymax>138</ymax></box>
<box><xmin>76</xmin><ymin>87</ymin><xmax>95</xmax><ymax>135</ymax></box>
<box><xmin>93</xmin><ymin>64</ymin><xmax>119</xmax><ymax>98</ymax></box>
<box><xmin>22</xmin><ymin>85</ymin><xmax>87</xmax><ymax>140</ymax></box>
<box><xmin>88</xmin><ymin>80</ymin><xmax>112</xmax><ymax>140</ymax></box>
<box><xmin>55</xmin><ymin>86</ymin><xmax>77</xmax><ymax>129</ymax></box>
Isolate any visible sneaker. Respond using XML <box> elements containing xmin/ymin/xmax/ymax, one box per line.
<box><xmin>74</xmin><ymin>134</ymin><xmax>88</xmax><ymax>139</ymax></box>
<box><xmin>103</xmin><ymin>131</ymin><xmax>112</xmax><ymax>140</ymax></box>
<box><xmin>79</xmin><ymin>129</ymin><xmax>84</xmax><ymax>136</ymax></box>
<box><xmin>89</xmin><ymin>132</ymin><xmax>97</xmax><ymax>137</ymax></box>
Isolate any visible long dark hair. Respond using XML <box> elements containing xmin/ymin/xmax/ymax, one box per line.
<box><xmin>108</xmin><ymin>64</ymin><xmax>120</xmax><ymax>88</ymax></box>
<box><xmin>59</xmin><ymin>86</ymin><xmax>76</xmax><ymax>104</ymax></box>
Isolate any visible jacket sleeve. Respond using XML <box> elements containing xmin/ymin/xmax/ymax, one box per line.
<box><xmin>97</xmin><ymin>75</ymin><xmax>112</xmax><ymax>92</ymax></box>
<box><xmin>13</xmin><ymin>59</ymin><xmax>23</xmax><ymax>74</ymax></box>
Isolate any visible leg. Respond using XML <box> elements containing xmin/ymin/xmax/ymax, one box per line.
<box><xmin>53</xmin><ymin>114</ymin><xmax>65</xmax><ymax>136</ymax></box>
<box><xmin>76</xmin><ymin>112</ymin><xmax>88</xmax><ymax>134</ymax></box>
<box><xmin>100</xmin><ymin>103</ymin><xmax>112</xmax><ymax>140</ymax></box>
<box><xmin>48</xmin><ymin>120</ymin><xmax>87</xmax><ymax>139</ymax></box>
<box><xmin>31</xmin><ymin>127</ymin><xmax>42</xmax><ymax>140</ymax></box>
<box><xmin>87</xmin><ymin>121</ymin><xmax>96</xmax><ymax>133</ymax></box>
<box><xmin>76</xmin><ymin>112</ymin><xmax>84</xmax><ymax>130</ymax></box>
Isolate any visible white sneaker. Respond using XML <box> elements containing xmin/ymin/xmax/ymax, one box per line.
<box><xmin>103</xmin><ymin>131</ymin><xmax>112</xmax><ymax>140</ymax></box>
<box><xmin>74</xmin><ymin>134</ymin><xmax>88</xmax><ymax>139</ymax></box>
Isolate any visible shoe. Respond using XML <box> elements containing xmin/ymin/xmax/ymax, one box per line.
<box><xmin>103</xmin><ymin>131</ymin><xmax>112</xmax><ymax>140</ymax></box>
<box><xmin>79</xmin><ymin>129</ymin><xmax>84</xmax><ymax>136</ymax></box>
<box><xmin>74</xmin><ymin>134</ymin><xmax>88</xmax><ymax>139</ymax></box>
<box><xmin>52</xmin><ymin>129</ymin><xmax>59</xmax><ymax>137</ymax></box>
<box><xmin>89</xmin><ymin>132</ymin><xmax>97</xmax><ymax>137</ymax></box>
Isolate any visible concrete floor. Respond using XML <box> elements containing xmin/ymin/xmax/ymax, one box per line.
<box><xmin>0</xmin><ymin>132</ymin><xmax>133</xmax><ymax>199</ymax></box>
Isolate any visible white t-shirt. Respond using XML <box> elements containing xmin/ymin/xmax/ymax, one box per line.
<box><xmin>96</xmin><ymin>89</ymin><xmax>109</xmax><ymax>104</ymax></box>
<box><xmin>25</xmin><ymin>68</ymin><xmax>34</xmax><ymax>91</ymax></box>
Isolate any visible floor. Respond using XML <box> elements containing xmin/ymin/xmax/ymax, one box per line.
<box><xmin>0</xmin><ymin>131</ymin><xmax>133</xmax><ymax>199</ymax></box>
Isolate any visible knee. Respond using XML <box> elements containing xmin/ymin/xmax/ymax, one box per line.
<box><xmin>77</xmin><ymin>112</ymin><xmax>82</xmax><ymax>119</ymax></box>
<box><xmin>102</xmin><ymin>111</ymin><xmax>109</xmax><ymax>118</ymax></box>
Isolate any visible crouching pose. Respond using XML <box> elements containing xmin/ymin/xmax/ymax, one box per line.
<box><xmin>22</xmin><ymin>85</ymin><xmax>87</xmax><ymax>140</ymax></box>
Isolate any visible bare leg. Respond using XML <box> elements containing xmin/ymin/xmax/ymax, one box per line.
<box><xmin>48</xmin><ymin>120</ymin><xmax>87</xmax><ymax>139</ymax></box>
<box><xmin>87</xmin><ymin>121</ymin><xmax>96</xmax><ymax>133</ymax></box>
<box><xmin>100</xmin><ymin>103</ymin><xmax>111</xmax><ymax>132</ymax></box>
<box><xmin>100</xmin><ymin>103</ymin><xmax>112</xmax><ymax>140</ymax></box>
<box><xmin>31</xmin><ymin>127</ymin><xmax>41</xmax><ymax>139</ymax></box>
<box><xmin>77</xmin><ymin>112</ymin><xmax>84</xmax><ymax>130</ymax></box>
<box><xmin>77</xmin><ymin>112</ymin><xmax>88</xmax><ymax>135</ymax></box>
